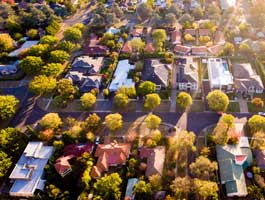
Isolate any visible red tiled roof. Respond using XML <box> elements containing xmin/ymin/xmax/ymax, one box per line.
<box><xmin>54</xmin><ymin>155</ymin><xmax>74</xmax><ymax>175</ymax></box>
<box><xmin>208</xmin><ymin>44</ymin><xmax>224</xmax><ymax>55</ymax></box>
<box><xmin>144</xmin><ymin>42</ymin><xmax>155</xmax><ymax>52</ymax></box>
<box><xmin>83</xmin><ymin>39</ymin><xmax>108</xmax><ymax>55</ymax></box>
<box><xmin>171</xmin><ymin>30</ymin><xmax>182</xmax><ymax>43</ymax></box>
<box><xmin>174</xmin><ymin>45</ymin><xmax>191</xmax><ymax>54</ymax></box>
<box><xmin>199</xmin><ymin>29</ymin><xmax>210</xmax><ymax>36</ymax></box>
<box><xmin>184</xmin><ymin>29</ymin><xmax>196</xmax><ymax>36</ymax></box>
<box><xmin>63</xmin><ymin>143</ymin><xmax>94</xmax><ymax>157</ymax></box>
<box><xmin>121</xmin><ymin>42</ymin><xmax>132</xmax><ymax>53</ymax></box>
<box><xmin>92</xmin><ymin>142</ymin><xmax>131</xmax><ymax>178</ymax></box>
<box><xmin>191</xmin><ymin>46</ymin><xmax>208</xmax><ymax>54</ymax></box>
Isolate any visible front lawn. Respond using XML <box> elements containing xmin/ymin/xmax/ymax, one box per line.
<box><xmin>247</xmin><ymin>102</ymin><xmax>265</xmax><ymax>113</ymax></box>
<box><xmin>227</xmin><ymin>101</ymin><xmax>240</xmax><ymax>112</ymax></box>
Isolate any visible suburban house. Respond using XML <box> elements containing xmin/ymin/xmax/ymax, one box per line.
<box><xmin>84</xmin><ymin>36</ymin><xmax>108</xmax><ymax>56</ymax></box>
<box><xmin>198</xmin><ymin>29</ymin><xmax>211</xmax><ymax>37</ymax></box>
<box><xmin>220</xmin><ymin>0</ymin><xmax>236</xmax><ymax>10</ymax></box>
<box><xmin>8</xmin><ymin>40</ymin><xmax>39</xmax><ymax>57</ymax></box>
<box><xmin>91</xmin><ymin>142</ymin><xmax>131</xmax><ymax>178</ymax></box>
<box><xmin>184</xmin><ymin>29</ymin><xmax>196</xmax><ymax>37</ymax></box>
<box><xmin>142</xmin><ymin>59</ymin><xmax>172</xmax><ymax>90</ymax></box>
<box><xmin>109</xmin><ymin>59</ymin><xmax>135</xmax><ymax>92</ymax></box>
<box><xmin>54</xmin><ymin>143</ymin><xmax>94</xmax><ymax>177</ymax></box>
<box><xmin>208</xmin><ymin>44</ymin><xmax>224</xmax><ymax>56</ymax></box>
<box><xmin>130</xmin><ymin>27</ymin><xmax>143</xmax><ymax>37</ymax></box>
<box><xmin>140</xmin><ymin>146</ymin><xmax>165</xmax><ymax>177</ymax></box>
<box><xmin>0</xmin><ymin>61</ymin><xmax>19</xmax><ymax>75</ymax></box>
<box><xmin>144</xmin><ymin>42</ymin><xmax>155</xmax><ymax>53</ymax></box>
<box><xmin>121</xmin><ymin>41</ymin><xmax>132</xmax><ymax>53</ymax></box>
<box><xmin>207</xmin><ymin>58</ymin><xmax>234</xmax><ymax>91</ymax></box>
<box><xmin>191</xmin><ymin>46</ymin><xmax>208</xmax><ymax>56</ymax></box>
<box><xmin>174</xmin><ymin>45</ymin><xmax>191</xmax><ymax>55</ymax></box>
<box><xmin>216</xmin><ymin>136</ymin><xmax>253</xmax><ymax>197</ymax></box>
<box><xmin>65</xmin><ymin>56</ymin><xmax>103</xmax><ymax>93</ymax></box>
<box><xmin>170</xmin><ymin>29</ymin><xmax>182</xmax><ymax>45</ymax></box>
<box><xmin>9</xmin><ymin>142</ymin><xmax>54</xmax><ymax>197</ymax></box>
<box><xmin>176</xmin><ymin>57</ymin><xmax>199</xmax><ymax>91</ymax></box>
<box><xmin>233</xmin><ymin>63</ymin><xmax>264</xmax><ymax>94</ymax></box>
<box><xmin>124</xmin><ymin>178</ymin><xmax>139</xmax><ymax>200</ymax></box>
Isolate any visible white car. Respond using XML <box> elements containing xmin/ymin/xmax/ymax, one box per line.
<box><xmin>258</xmin><ymin>112</ymin><xmax>265</xmax><ymax>117</ymax></box>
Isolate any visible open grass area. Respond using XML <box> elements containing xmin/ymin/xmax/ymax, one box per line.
<box><xmin>227</xmin><ymin>101</ymin><xmax>240</xmax><ymax>112</ymax></box>
<box><xmin>247</xmin><ymin>102</ymin><xmax>265</xmax><ymax>113</ymax></box>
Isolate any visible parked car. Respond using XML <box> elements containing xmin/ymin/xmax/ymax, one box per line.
<box><xmin>258</xmin><ymin>112</ymin><xmax>265</xmax><ymax>117</ymax></box>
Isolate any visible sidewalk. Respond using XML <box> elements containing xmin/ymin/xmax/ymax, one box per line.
<box><xmin>238</xmin><ymin>98</ymin><xmax>248</xmax><ymax>113</ymax></box>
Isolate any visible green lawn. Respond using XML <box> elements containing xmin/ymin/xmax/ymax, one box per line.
<box><xmin>247</xmin><ymin>102</ymin><xmax>265</xmax><ymax>113</ymax></box>
<box><xmin>227</xmin><ymin>101</ymin><xmax>240</xmax><ymax>112</ymax></box>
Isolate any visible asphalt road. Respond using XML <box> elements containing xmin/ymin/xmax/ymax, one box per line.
<box><xmin>9</xmin><ymin>100</ymin><xmax>253</xmax><ymax>134</ymax></box>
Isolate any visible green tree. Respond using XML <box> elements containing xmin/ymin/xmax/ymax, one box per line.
<box><xmin>179</xmin><ymin>13</ymin><xmax>194</xmax><ymax>25</ymax></box>
<box><xmin>144</xmin><ymin>114</ymin><xmax>161</xmax><ymax>129</ymax></box>
<box><xmin>117</xmin><ymin>86</ymin><xmax>136</xmax><ymax>98</ymax></box>
<box><xmin>251</xmin><ymin>131</ymin><xmax>265</xmax><ymax>150</ymax></box>
<box><xmin>29</xmin><ymin>75</ymin><xmax>57</xmax><ymax>95</ymax></box>
<box><xmin>93</xmin><ymin>173</ymin><xmax>122</xmax><ymax>200</ymax></box>
<box><xmin>0</xmin><ymin>151</ymin><xmax>12</xmax><ymax>178</ymax></box>
<box><xmin>130</xmin><ymin>38</ymin><xmax>145</xmax><ymax>53</ymax></box>
<box><xmin>0</xmin><ymin>3</ymin><xmax>14</xmax><ymax>19</ymax></box>
<box><xmin>206</xmin><ymin>90</ymin><xmax>229</xmax><ymax>112</ymax></box>
<box><xmin>220</xmin><ymin>114</ymin><xmax>235</xmax><ymax>128</ymax></box>
<box><xmin>27</xmin><ymin>44</ymin><xmax>50</xmax><ymax>58</ymax></box>
<box><xmin>19</xmin><ymin>56</ymin><xmax>44</xmax><ymax>74</ymax></box>
<box><xmin>0</xmin><ymin>127</ymin><xmax>28</xmax><ymax>157</ymax></box>
<box><xmin>26</xmin><ymin>29</ymin><xmax>38</xmax><ymax>39</ymax></box>
<box><xmin>193</xmin><ymin>179</ymin><xmax>218</xmax><ymax>200</ymax></box>
<box><xmin>45</xmin><ymin>19</ymin><xmax>61</xmax><ymax>35</ymax></box>
<box><xmin>63</xmin><ymin>27</ymin><xmax>82</xmax><ymax>42</ymax></box>
<box><xmin>49</xmin><ymin>50</ymin><xmax>70</xmax><ymax>64</ymax></box>
<box><xmin>189</xmin><ymin>156</ymin><xmax>218</xmax><ymax>180</ymax></box>
<box><xmin>138</xmin><ymin>81</ymin><xmax>156</xmax><ymax>96</ymax></box>
<box><xmin>0</xmin><ymin>33</ymin><xmax>14</xmax><ymax>53</ymax></box>
<box><xmin>170</xmin><ymin>176</ymin><xmax>192</xmax><ymax>199</ymax></box>
<box><xmin>39</xmin><ymin>113</ymin><xmax>62</xmax><ymax>130</ymax></box>
<box><xmin>149</xmin><ymin>174</ymin><xmax>163</xmax><ymax>191</ymax></box>
<box><xmin>136</xmin><ymin>3</ymin><xmax>153</xmax><ymax>21</ymax></box>
<box><xmin>104</xmin><ymin>113</ymin><xmax>123</xmax><ymax>131</ymax></box>
<box><xmin>114</xmin><ymin>93</ymin><xmax>129</xmax><ymax>108</ymax></box>
<box><xmin>80</xmin><ymin>93</ymin><xmax>96</xmax><ymax>109</ymax></box>
<box><xmin>192</xmin><ymin>6</ymin><xmax>204</xmax><ymax>19</ymax></box>
<box><xmin>0</xmin><ymin>95</ymin><xmax>19</xmax><ymax>119</ymax></box>
<box><xmin>251</xmin><ymin>97</ymin><xmax>264</xmax><ymax>108</ymax></box>
<box><xmin>40</xmin><ymin>35</ymin><xmax>59</xmax><ymax>45</ymax></box>
<box><xmin>144</xmin><ymin>93</ymin><xmax>161</xmax><ymax>110</ymax></box>
<box><xmin>84</xmin><ymin>113</ymin><xmax>101</xmax><ymax>131</ymax></box>
<box><xmin>248</xmin><ymin>115</ymin><xmax>265</xmax><ymax>133</ymax></box>
<box><xmin>164</xmin><ymin>13</ymin><xmax>177</xmax><ymax>27</ymax></box>
<box><xmin>57</xmin><ymin>41</ymin><xmax>75</xmax><ymax>53</ymax></box>
<box><xmin>41</xmin><ymin>63</ymin><xmax>63</xmax><ymax>77</ymax></box>
<box><xmin>220</xmin><ymin>42</ymin><xmax>235</xmax><ymax>56</ymax></box>
<box><xmin>176</xmin><ymin>92</ymin><xmax>192</xmax><ymax>109</ymax></box>
<box><xmin>133</xmin><ymin>180</ymin><xmax>152</xmax><ymax>200</ymax></box>
<box><xmin>56</xmin><ymin>79</ymin><xmax>77</xmax><ymax>101</ymax></box>
<box><xmin>82</xmin><ymin>160</ymin><xmax>94</xmax><ymax>188</ymax></box>
<box><xmin>152</xmin><ymin>29</ymin><xmax>167</xmax><ymax>51</ymax></box>
<box><xmin>46</xmin><ymin>184</ymin><xmax>70</xmax><ymax>199</ymax></box>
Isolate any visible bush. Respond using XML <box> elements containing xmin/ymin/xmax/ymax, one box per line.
<box><xmin>26</xmin><ymin>29</ymin><xmax>38</xmax><ymax>39</ymax></box>
<box><xmin>49</xmin><ymin>50</ymin><xmax>70</xmax><ymax>64</ymax></box>
<box><xmin>251</xmin><ymin>98</ymin><xmax>264</xmax><ymax>108</ymax></box>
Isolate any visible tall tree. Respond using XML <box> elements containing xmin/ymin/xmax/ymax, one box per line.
<box><xmin>152</xmin><ymin>29</ymin><xmax>167</xmax><ymax>51</ymax></box>
<box><xmin>104</xmin><ymin>113</ymin><xmax>123</xmax><ymax>132</ymax></box>
<box><xmin>19</xmin><ymin>56</ymin><xmax>44</xmax><ymax>74</ymax></box>
<box><xmin>144</xmin><ymin>114</ymin><xmax>161</xmax><ymax>129</ymax></box>
<box><xmin>29</xmin><ymin>75</ymin><xmax>57</xmax><ymax>95</ymax></box>
<box><xmin>0</xmin><ymin>151</ymin><xmax>12</xmax><ymax>178</ymax></box>
<box><xmin>80</xmin><ymin>93</ymin><xmax>96</xmax><ymax>109</ymax></box>
<box><xmin>144</xmin><ymin>93</ymin><xmax>161</xmax><ymax>110</ymax></box>
<box><xmin>0</xmin><ymin>33</ymin><xmax>14</xmax><ymax>53</ymax></box>
<box><xmin>193</xmin><ymin>179</ymin><xmax>218</xmax><ymax>200</ymax></box>
<box><xmin>39</xmin><ymin>113</ymin><xmax>62</xmax><ymax>130</ymax></box>
<box><xmin>133</xmin><ymin>180</ymin><xmax>152</xmax><ymax>200</ymax></box>
<box><xmin>176</xmin><ymin>92</ymin><xmax>192</xmax><ymax>109</ymax></box>
<box><xmin>206</xmin><ymin>90</ymin><xmax>229</xmax><ymax>112</ymax></box>
<box><xmin>0</xmin><ymin>95</ymin><xmax>19</xmax><ymax>119</ymax></box>
<box><xmin>170</xmin><ymin>176</ymin><xmax>192</xmax><ymax>199</ymax></box>
<box><xmin>138</xmin><ymin>81</ymin><xmax>156</xmax><ymax>96</ymax></box>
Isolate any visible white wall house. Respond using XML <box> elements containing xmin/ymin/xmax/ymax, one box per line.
<box><xmin>207</xmin><ymin>58</ymin><xmax>233</xmax><ymax>91</ymax></box>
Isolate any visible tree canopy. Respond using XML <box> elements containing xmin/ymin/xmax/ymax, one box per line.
<box><xmin>80</xmin><ymin>93</ymin><xmax>97</xmax><ymax>109</ymax></box>
<box><xmin>29</xmin><ymin>75</ymin><xmax>57</xmax><ymax>95</ymax></box>
<box><xmin>114</xmin><ymin>93</ymin><xmax>129</xmax><ymax>108</ymax></box>
<box><xmin>144</xmin><ymin>114</ymin><xmax>162</xmax><ymax>129</ymax></box>
<box><xmin>104</xmin><ymin>113</ymin><xmax>123</xmax><ymax>131</ymax></box>
<box><xmin>39</xmin><ymin>113</ymin><xmax>62</xmax><ymax>130</ymax></box>
<box><xmin>144</xmin><ymin>93</ymin><xmax>161</xmax><ymax>110</ymax></box>
<box><xmin>19</xmin><ymin>56</ymin><xmax>44</xmax><ymax>74</ymax></box>
<box><xmin>176</xmin><ymin>92</ymin><xmax>193</xmax><ymax>109</ymax></box>
<box><xmin>206</xmin><ymin>90</ymin><xmax>229</xmax><ymax>112</ymax></box>
<box><xmin>248</xmin><ymin>115</ymin><xmax>265</xmax><ymax>133</ymax></box>
<box><xmin>0</xmin><ymin>95</ymin><xmax>19</xmax><ymax>119</ymax></box>
<box><xmin>0</xmin><ymin>33</ymin><xmax>14</xmax><ymax>53</ymax></box>
<box><xmin>138</xmin><ymin>81</ymin><xmax>156</xmax><ymax>96</ymax></box>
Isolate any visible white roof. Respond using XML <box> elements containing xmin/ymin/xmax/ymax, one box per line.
<box><xmin>109</xmin><ymin>60</ymin><xmax>135</xmax><ymax>92</ymax></box>
<box><xmin>207</xmin><ymin>58</ymin><xmax>233</xmax><ymax>89</ymax></box>
<box><xmin>8</xmin><ymin>41</ymin><xmax>39</xmax><ymax>57</ymax></box>
<box><xmin>106</xmin><ymin>27</ymin><xmax>120</xmax><ymax>35</ymax></box>
<box><xmin>220</xmin><ymin>0</ymin><xmax>236</xmax><ymax>9</ymax></box>
<box><xmin>9</xmin><ymin>142</ymin><xmax>54</xmax><ymax>197</ymax></box>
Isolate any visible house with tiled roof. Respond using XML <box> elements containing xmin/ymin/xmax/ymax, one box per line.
<box><xmin>91</xmin><ymin>142</ymin><xmax>131</xmax><ymax>178</ymax></box>
<box><xmin>191</xmin><ymin>46</ymin><xmax>208</xmax><ymax>56</ymax></box>
<box><xmin>121</xmin><ymin>41</ymin><xmax>132</xmax><ymax>53</ymax></box>
<box><xmin>174</xmin><ymin>45</ymin><xmax>191</xmax><ymax>55</ymax></box>
<box><xmin>208</xmin><ymin>44</ymin><xmax>224</xmax><ymax>56</ymax></box>
<box><xmin>176</xmin><ymin>57</ymin><xmax>198</xmax><ymax>91</ymax></box>
<box><xmin>54</xmin><ymin>155</ymin><xmax>74</xmax><ymax>177</ymax></box>
<box><xmin>142</xmin><ymin>59</ymin><xmax>172</xmax><ymax>90</ymax></box>
<box><xmin>184</xmin><ymin>29</ymin><xmax>196</xmax><ymax>36</ymax></box>
<box><xmin>84</xmin><ymin>36</ymin><xmax>108</xmax><ymax>56</ymax></box>
<box><xmin>216</xmin><ymin>137</ymin><xmax>253</xmax><ymax>197</ymax></box>
<box><xmin>170</xmin><ymin>30</ymin><xmax>182</xmax><ymax>45</ymax></box>
<box><xmin>233</xmin><ymin>63</ymin><xmax>264</xmax><ymax>94</ymax></box>
<box><xmin>198</xmin><ymin>29</ymin><xmax>211</xmax><ymax>36</ymax></box>
<box><xmin>144</xmin><ymin>42</ymin><xmax>155</xmax><ymax>53</ymax></box>
<box><xmin>140</xmin><ymin>146</ymin><xmax>165</xmax><ymax>177</ymax></box>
